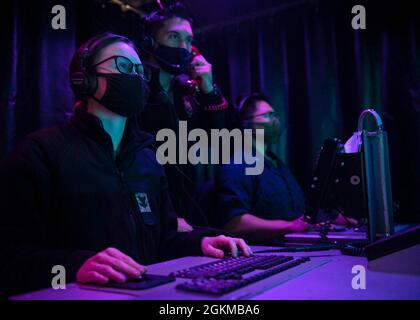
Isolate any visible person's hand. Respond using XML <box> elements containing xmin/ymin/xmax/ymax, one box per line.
<box><xmin>76</xmin><ymin>247</ymin><xmax>146</xmax><ymax>285</ymax></box>
<box><xmin>287</xmin><ymin>216</ymin><xmax>311</xmax><ymax>233</ymax></box>
<box><xmin>177</xmin><ymin>217</ymin><xmax>193</xmax><ymax>232</ymax></box>
<box><xmin>190</xmin><ymin>54</ymin><xmax>213</xmax><ymax>94</ymax></box>
<box><xmin>201</xmin><ymin>235</ymin><xmax>253</xmax><ymax>258</ymax></box>
<box><xmin>333</xmin><ymin>213</ymin><xmax>359</xmax><ymax>226</ymax></box>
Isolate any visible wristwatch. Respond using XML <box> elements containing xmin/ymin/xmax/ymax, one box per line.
<box><xmin>200</xmin><ymin>84</ymin><xmax>229</xmax><ymax>112</ymax></box>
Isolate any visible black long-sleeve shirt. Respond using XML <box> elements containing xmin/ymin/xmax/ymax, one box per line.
<box><xmin>215</xmin><ymin>150</ymin><xmax>306</xmax><ymax>226</ymax></box>
<box><xmin>139</xmin><ymin>64</ymin><xmax>228</xmax><ymax>221</ymax></box>
<box><xmin>215</xmin><ymin>149</ymin><xmax>339</xmax><ymax>229</ymax></box>
<box><xmin>0</xmin><ymin>107</ymin><xmax>218</xmax><ymax>297</ymax></box>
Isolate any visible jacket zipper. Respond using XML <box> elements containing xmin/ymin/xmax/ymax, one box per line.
<box><xmin>116</xmin><ymin>167</ymin><xmax>142</xmax><ymax>262</ymax></box>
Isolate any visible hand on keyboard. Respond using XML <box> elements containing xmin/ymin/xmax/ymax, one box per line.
<box><xmin>309</xmin><ymin>224</ymin><xmax>348</xmax><ymax>232</ymax></box>
<box><xmin>287</xmin><ymin>215</ymin><xmax>312</xmax><ymax>233</ymax></box>
<box><xmin>332</xmin><ymin>213</ymin><xmax>359</xmax><ymax>227</ymax></box>
<box><xmin>201</xmin><ymin>235</ymin><xmax>253</xmax><ymax>259</ymax></box>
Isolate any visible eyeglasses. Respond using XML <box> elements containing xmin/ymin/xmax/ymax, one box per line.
<box><xmin>92</xmin><ymin>55</ymin><xmax>150</xmax><ymax>81</ymax></box>
<box><xmin>250</xmin><ymin>111</ymin><xmax>279</xmax><ymax>121</ymax></box>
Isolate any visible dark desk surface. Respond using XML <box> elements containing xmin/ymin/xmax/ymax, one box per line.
<box><xmin>11</xmin><ymin>246</ymin><xmax>420</xmax><ymax>300</ymax></box>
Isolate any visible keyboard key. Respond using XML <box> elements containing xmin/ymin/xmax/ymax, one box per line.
<box><xmin>175</xmin><ymin>256</ymin><xmax>310</xmax><ymax>295</ymax></box>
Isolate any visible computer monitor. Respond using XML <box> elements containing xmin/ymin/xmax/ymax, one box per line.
<box><xmin>304</xmin><ymin>138</ymin><xmax>368</xmax><ymax>227</ymax></box>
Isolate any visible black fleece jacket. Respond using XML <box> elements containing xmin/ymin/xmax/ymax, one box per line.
<box><xmin>0</xmin><ymin>107</ymin><xmax>219</xmax><ymax>297</ymax></box>
<box><xmin>139</xmin><ymin>64</ymin><xmax>228</xmax><ymax>220</ymax></box>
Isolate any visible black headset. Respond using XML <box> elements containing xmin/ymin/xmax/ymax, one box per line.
<box><xmin>137</xmin><ymin>10</ymin><xmax>166</xmax><ymax>54</ymax></box>
<box><xmin>235</xmin><ymin>93</ymin><xmax>260</xmax><ymax>129</ymax></box>
<box><xmin>236</xmin><ymin>94</ymin><xmax>254</xmax><ymax>112</ymax></box>
<box><xmin>70</xmin><ymin>33</ymin><xmax>136</xmax><ymax>99</ymax></box>
<box><xmin>138</xmin><ymin>30</ymin><xmax>155</xmax><ymax>54</ymax></box>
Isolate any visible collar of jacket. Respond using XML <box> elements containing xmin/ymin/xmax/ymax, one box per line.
<box><xmin>143</xmin><ymin>62</ymin><xmax>168</xmax><ymax>104</ymax></box>
<box><xmin>70</xmin><ymin>106</ymin><xmax>154</xmax><ymax>160</ymax></box>
<box><xmin>264</xmin><ymin>148</ymin><xmax>285</xmax><ymax>169</ymax></box>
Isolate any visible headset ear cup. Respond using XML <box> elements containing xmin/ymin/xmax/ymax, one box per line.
<box><xmin>70</xmin><ymin>71</ymin><xmax>88</xmax><ymax>98</ymax></box>
<box><xmin>70</xmin><ymin>48</ymin><xmax>95</xmax><ymax>99</ymax></box>
<box><xmin>70</xmin><ymin>70</ymin><xmax>97</xmax><ymax>98</ymax></box>
<box><xmin>85</xmin><ymin>70</ymin><xmax>97</xmax><ymax>97</ymax></box>
<box><xmin>140</xmin><ymin>34</ymin><xmax>155</xmax><ymax>52</ymax></box>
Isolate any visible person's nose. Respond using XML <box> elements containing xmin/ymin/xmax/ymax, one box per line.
<box><xmin>180</xmin><ymin>41</ymin><xmax>188</xmax><ymax>50</ymax></box>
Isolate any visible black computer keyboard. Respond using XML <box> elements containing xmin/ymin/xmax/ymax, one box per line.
<box><xmin>173</xmin><ymin>255</ymin><xmax>310</xmax><ymax>295</ymax></box>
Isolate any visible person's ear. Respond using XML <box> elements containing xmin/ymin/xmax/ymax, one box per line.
<box><xmin>93</xmin><ymin>77</ymin><xmax>107</xmax><ymax>100</ymax></box>
<box><xmin>149</xmin><ymin>35</ymin><xmax>156</xmax><ymax>49</ymax></box>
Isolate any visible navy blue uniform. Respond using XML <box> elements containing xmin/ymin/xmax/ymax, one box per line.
<box><xmin>216</xmin><ymin>150</ymin><xmax>305</xmax><ymax>226</ymax></box>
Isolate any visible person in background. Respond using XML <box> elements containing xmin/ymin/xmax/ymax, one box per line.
<box><xmin>215</xmin><ymin>93</ymin><xmax>356</xmax><ymax>243</ymax></box>
<box><xmin>138</xmin><ymin>2</ymin><xmax>229</xmax><ymax>232</ymax></box>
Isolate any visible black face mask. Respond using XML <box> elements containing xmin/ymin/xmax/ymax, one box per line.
<box><xmin>93</xmin><ymin>73</ymin><xmax>148</xmax><ymax>117</ymax></box>
<box><xmin>153</xmin><ymin>43</ymin><xmax>193</xmax><ymax>76</ymax></box>
<box><xmin>252</xmin><ymin>117</ymin><xmax>282</xmax><ymax>145</ymax></box>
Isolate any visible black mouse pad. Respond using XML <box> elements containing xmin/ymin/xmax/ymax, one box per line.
<box><xmin>103</xmin><ymin>274</ymin><xmax>175</xmax><ymax>290</ymax></box>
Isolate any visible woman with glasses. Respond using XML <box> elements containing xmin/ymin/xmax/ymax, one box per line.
<box><xmin>0</xmin><ymin>33</ymin><xmax>251</xmax><ymax>297</ymax></box>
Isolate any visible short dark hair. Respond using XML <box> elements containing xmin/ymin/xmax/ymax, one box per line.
<box><xmin>143</xmin><ymin>1</ymin><xmax>193</xmax><ymax>36</ymax></box>
<box><xmin>69</xmin><ymin>32</ymin><xmax>138</xmax><ymax>77</ymax></box>
<box><xmin>236</xmin><ymin>93</ymin><xmax>272</xmax><ymax>123</ymax></box>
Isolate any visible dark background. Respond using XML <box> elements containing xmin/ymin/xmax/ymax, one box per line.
<box><xmin>0</xmin><ymin>0</ymin><xmax>419</xmax><ymax>222</ymax></box>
